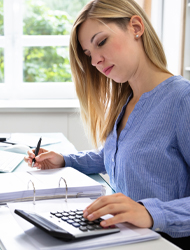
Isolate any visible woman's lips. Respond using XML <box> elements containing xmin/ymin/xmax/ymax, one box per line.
<box><xmin>103</xmin><ymin>65</ymin><xmax>114</xmax><ymax>76</ymax></box>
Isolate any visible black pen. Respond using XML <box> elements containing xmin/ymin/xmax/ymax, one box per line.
<box><xmin>32</xmin><ymin>137</ymin><xmax>42</xmax><ymax>167</ymax></box>
<box><xmin>0</xmin><ymin>138</ymin><xmax>7</xmax><ymax>142</ymax></box>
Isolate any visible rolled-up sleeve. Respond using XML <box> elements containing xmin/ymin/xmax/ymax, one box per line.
<box><xmin>62</xmin><ymin>147</ymin><xmax>106</xmax><ymax>175</ymax></box>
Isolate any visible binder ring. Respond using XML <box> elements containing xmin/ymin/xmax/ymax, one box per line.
<box><xmin>27</xmin><ymin>180</ymin><xmax>36</xmax><ymax>205</ymax></box>
<box><xmin>59</xmin><ymin>177</ymin><xmax>68</xmax><ymax>202</ymax></box>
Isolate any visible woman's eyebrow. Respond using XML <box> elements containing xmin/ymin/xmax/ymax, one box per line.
<box><xmin>83</xmin><ymin>31</ymin><xmax>103</xmax><ymax>53</ymax></box>
<box><xmin>91</xmin><ymin>31</ymin><xmax>103</xmax><ymax>43</ymax></box>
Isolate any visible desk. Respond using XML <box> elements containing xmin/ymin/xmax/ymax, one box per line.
<box><xmin>0</xmin><ymin>133</ymin><xmax>180</xmax><ymax>250</ymax></box>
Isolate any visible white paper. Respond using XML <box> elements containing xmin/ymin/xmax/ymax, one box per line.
<box><xmin>6</xmin><ymin>134</ymin><xmax>61</xmax><ymax>147</ymax></box>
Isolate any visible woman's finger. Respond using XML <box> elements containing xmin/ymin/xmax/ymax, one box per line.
<box><xmin>35</xmin><ymin>151</ymin><xmax>54</xmax><ymax>162</ymax></box>
<box><xmin>100</xmin><ymin>213</ymin><xmax>129</xmax><ymax>227</ymax></box>
<box><xmin>86</xmin><ymin>203</ymin><xmax>123</xmax><ymax>221</ymax></box>
<box><xmin>84</xmin><ymin>193</ymin><xmax>125</xmax><ymax>216</ymax></box>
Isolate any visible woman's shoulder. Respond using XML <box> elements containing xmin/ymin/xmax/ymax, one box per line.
<box><xmin>149</xmin><ymin>75</ymin><xmax>190</xmax><ymax>109</ymax></box>
<box><xmin>164</xmin><ymin>75</ymin><xmax>190</xmax><ymax>98</ymax></box>
<box><xmin>169</xmin><ymin>75</ymin><xmax>190</xmax><ymax>90</ymax></box>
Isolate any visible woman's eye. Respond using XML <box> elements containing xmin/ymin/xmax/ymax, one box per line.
<box><xmin>98</xmin><ymin>38</ymin><xmax>107</xmax><ymax>47</ymax></box>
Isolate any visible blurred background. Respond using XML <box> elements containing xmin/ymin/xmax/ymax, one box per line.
<box><xmin>0</xmin><ymin>0</ymin><xmax>189</xmax><ymax>152</ymax></box>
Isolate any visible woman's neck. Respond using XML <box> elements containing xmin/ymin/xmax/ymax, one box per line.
<box><xmin>128</xmin><ymin>57</ymin><xmax>173</xmax><ymax>101</ymax></box>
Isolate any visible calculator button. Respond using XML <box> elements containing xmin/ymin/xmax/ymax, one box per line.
<box><xmin>63</xmin><ymin>210</ymin><xmax>70</xmax><ymax>213</ymax></box>
<box><xmin>87</xmin><ymin>221</ymin><xmax>94</xmax><ymax>225</ymax></box>
<box><xmin>93</xmin><ymin>219</ymin><xmax>100</xmax><ymax>224</ymax></box>
<box><xmin>81</xmin><ymin>218</ymin><xmax>88</xmax><ymax>222</ymax></box>
<box><xmin>94</xmin><ymin>225</ymin><xmax>102</xmax><ymax>229</ymax></box>
<box><xmin>67</xmin><ymin>219</ymin><xmax>75</xmax><ymax>224</ymax></box>
<box><xmin>69</xmin><ymin>212</ymin><xmax>76</xmax><ymax>216</ymax></box>
<box><xmin>74</xmin><ymin>218</ymin><xmax>81</xmax><ymax>223</ymax></box>
<box><xmin>50</xmin><ymin>211</ymin><xmax>57</xmax><ymax>215</ymax></box>
<box><xmin>76</xmin><ymin>211</ymin><xmax>83</xmax><ymax>215</ymax></box>
<box><xmin>79</xmin><ymin>221</ymin><xmax>87</xmax><ymax>226</ymax></box>
<box><xmin>68</xmin><ymin>215</ymin><xmax>75</xmax><ymax>220</ymax></box>
<box><xmin>72</xmin><ymin>222</ymin><xmax>80</xmax><ymax>228</ymax></box>
<box><xmin>61</xmin><ymin>217</ymin><xmax>69</xmax><ymax>221</ymax></box>
<box><xmin>62</xmin><ymin>212</ymin><xmax>69</xmax><ymax>217</ymax></box>
<box><xmin>54</xmin><ymin>213</ymin><xmax>63</xmax><ymax>218</ymax></box>
<box><xmin>87</xmin><ymin>225</ymin><xmax>95</xmax><ymax>230</ymax></box>
<box><xmin>79</xmin><ymin>226</ymin><xmax>88</xmax><ymax>232</ymax></box>
<box><xmin>76</xmin><ymin>215</ymin><xmax>82</xmax><ymax>219</ymax></box>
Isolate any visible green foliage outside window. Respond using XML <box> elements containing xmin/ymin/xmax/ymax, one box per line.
<box><xmin>0</xmin><ymin>0</ymin><xmax>3</xmax><ymax>35</ymax></box>
<box><xmin>0</xmin><ymin>0</ymin><xmax>90</xmax><ymax>83</ymax></box>
<box><xmin>23</xmin><ymin>0</ymin><xmax>90</xmax><ymax>82</ymax></box>
<box><xmin>24</xmin><ymin>46</ymin><xmax>71</xmax><ymax>82</ymax></box>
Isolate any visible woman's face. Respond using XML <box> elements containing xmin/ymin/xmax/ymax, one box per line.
<box><xmin>78</xmin><ymin>18</ymin><xmax>142</xmax><ymax>83</ymax></box>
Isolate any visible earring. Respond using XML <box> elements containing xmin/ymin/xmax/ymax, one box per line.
<box><xmin>135</xmin><ymin>34</ymin><xmax>139</xmax><ymax>38</ymax></box>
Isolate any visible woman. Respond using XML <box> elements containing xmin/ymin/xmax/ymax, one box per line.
<box><xmin>25</xmin><ymin>0</ymin><xmax>190</xmax><ymax>248</ymax></box>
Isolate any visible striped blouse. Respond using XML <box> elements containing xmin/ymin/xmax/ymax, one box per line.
<box><xmin>64</xmin><ymin>75</ymin><xmax>190</xmax><ymax>238</ymax></box>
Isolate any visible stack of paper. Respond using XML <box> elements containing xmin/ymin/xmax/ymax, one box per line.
<box><xmin>0</xmin><ymin>167</ymin><xmax>105</xmax><ymax>204</ymax></box>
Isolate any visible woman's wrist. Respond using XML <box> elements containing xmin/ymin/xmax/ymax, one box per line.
<box><xmin>59</xmin><ymin>153</ymin><xmax>65</xmax><ymax>168</ymax></box>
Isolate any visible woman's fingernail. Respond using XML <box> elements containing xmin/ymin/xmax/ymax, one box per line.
<box><xmin>83</xmin><ymin>211</ymin><xmax>88</xmax><ymax>217</ymax></box>
<box><xmin>88</xmin><ymin>214</ymin><xmax>94</xmax><ymax>220</ymax></box>
<box><xmin>101</xmin><ymin>221</ymin><xmax>106</xmax><ymax>227</ymax></box>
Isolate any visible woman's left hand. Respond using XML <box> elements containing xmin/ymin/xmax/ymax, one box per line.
<box><xmin>83</xmin><ymin>193</ymin><xmax>153</xmax><ymax>228</ymax></box>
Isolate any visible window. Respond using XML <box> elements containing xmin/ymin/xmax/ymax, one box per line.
<box><xmin>0</xmin><ymin>0</ymin><xmax>183</xmax><ymax>101</ymax></box>
<box><xmin>0</xmin><ymin>0</ymin><xmax>89</xmax><ymax>100</ymax></box>
<box><xmin>135</xmin><ymin>0</ymin><xmax>163</xmax><ymax>40</ymax></box>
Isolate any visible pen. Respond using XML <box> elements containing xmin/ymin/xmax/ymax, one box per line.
<box><xmin>0</xmin><ymin>138</ymin><xmax>6</xmax><ymax>142</ymax></box>
<box><xmin>32</xmin><ymin>137</ymin><xmax>42</xmax><ymax>167</ymax></box>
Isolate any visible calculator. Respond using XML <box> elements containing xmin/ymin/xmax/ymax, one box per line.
<box><xmin>14</xmin><ymin>208</ymin><xmax>120</xmax><ymax>241</ymax></box>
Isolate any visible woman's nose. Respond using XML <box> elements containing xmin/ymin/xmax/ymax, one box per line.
<box><xmin>91</xmin><ymin>53</ymin><xmax>103</xmax><ymax>67</ymax></box>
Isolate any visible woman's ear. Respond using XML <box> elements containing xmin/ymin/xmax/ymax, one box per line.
<box><xmin>129</xmin><ymin>15</ymin><xmax>144</xmax><ymax>39</ymax></box>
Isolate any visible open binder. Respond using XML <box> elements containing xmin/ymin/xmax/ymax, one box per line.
<box><xmin>0</xmin><ymin>167</ymin><xmax>160</xmax><ymax>250</ymax></box>
<box><xmin>6</xmin><ymin>198</ymin><xmax>160</xmax><ymax>250</ymax></box>
<box><xmin>0</xmin><ymin>167</ymin><xmax>105</xmax><ymax>204</ymax></box>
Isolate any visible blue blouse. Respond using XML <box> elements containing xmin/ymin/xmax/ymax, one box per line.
<box><xmin>63</xmin><ymin>75</ymin><xmax>190</xmax><ymax>238</ymax></box>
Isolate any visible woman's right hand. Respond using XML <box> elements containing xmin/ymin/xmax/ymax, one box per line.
<box><xmin>24</xmin><ymin>148</ymin><xmax>65</xmax><ymax>170</ymax></box>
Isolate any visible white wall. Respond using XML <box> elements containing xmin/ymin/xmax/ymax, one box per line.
<box><xmin>0</xmin><ymin>109</ymin><xmax>93</xmax><ymax>152</ymax></box>
<box><xmin>162</xmin><ymin>0</ymin><xmax>184</xmax><ymax>75</ymax></box>
<box><xmin>151</xmin><ymin>0</ymin><xmax>184</xmax><ymax>76</ymax></box>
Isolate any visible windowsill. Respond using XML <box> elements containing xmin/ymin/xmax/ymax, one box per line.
<box><xmin>0</xmin><ymin>99</ymin><xmax>80</xmax><ymax>113</ymax></box>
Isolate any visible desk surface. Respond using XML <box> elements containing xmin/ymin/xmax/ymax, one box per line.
<box><xmin>0</xmin><ymin>133</ymin><xmax>180</xmax><ymax>250</ymax></box>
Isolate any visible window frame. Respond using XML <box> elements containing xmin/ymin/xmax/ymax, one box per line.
<box><xmin>0</xmin><ymin>0</ymin><xmax>76</xmax><ymax>100</ymax></box>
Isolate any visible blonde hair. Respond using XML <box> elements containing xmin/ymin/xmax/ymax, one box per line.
<box><xmin>69</xmin><ymin>0</ymin><xmax>170</xmax><ymax>148</ymax></box>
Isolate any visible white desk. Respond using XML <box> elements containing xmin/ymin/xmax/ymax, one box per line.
<box><xmin>0</xmin><ymin>133</ymin><xmax>181</xmax><ymax>250</ymax></box>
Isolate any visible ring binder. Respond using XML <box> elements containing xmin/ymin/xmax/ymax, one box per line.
<box><xmin>27</xmin><ymin>180</ymin><xmax>36</xmax><ymax>205</ymax></box>
<box><xmin>59</xmin><ymin>177</ymin><xmax>68</xmax><ymax>202</ymax></box>
<box><xmin>0</xmin><ymin>167</ymin><xmax>104</xmax><ymax>204</ymax></box>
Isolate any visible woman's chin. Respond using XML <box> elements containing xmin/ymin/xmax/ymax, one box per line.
<box><xmin>112</xmin><ymin>78</ymin><xmax>127</xmax><ymax>84</ymax></box>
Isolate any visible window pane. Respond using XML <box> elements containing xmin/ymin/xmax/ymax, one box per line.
<box><xmin>0</xmin><ymin>48</ymin><xmax>4</xmax><ymax>83</ymax></box>
<box><xmin>23</xmin><ymin>46</ymin><xmax>71</xmax><ymax>82</ymax></box>
<box><xmin>0</xmin><ymin>0</ymin><xmax>3</xmax><ymax>35</ymax></box>
<box><xmin>23</xmin><ymin>0</ymin><xmax>90</xmax><ymax>35</ymax></box>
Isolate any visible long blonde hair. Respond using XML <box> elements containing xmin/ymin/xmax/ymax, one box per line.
<box><xmin>69</xmin><ymin>0</ymin><xmax>170</xmax><ymax>148</ymax></box>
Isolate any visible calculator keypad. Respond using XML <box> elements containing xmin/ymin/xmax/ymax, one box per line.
<box><xmin>50</xmin><ymin>209</ymin><xmax>113</xmax><ymax>232</ymax></box>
